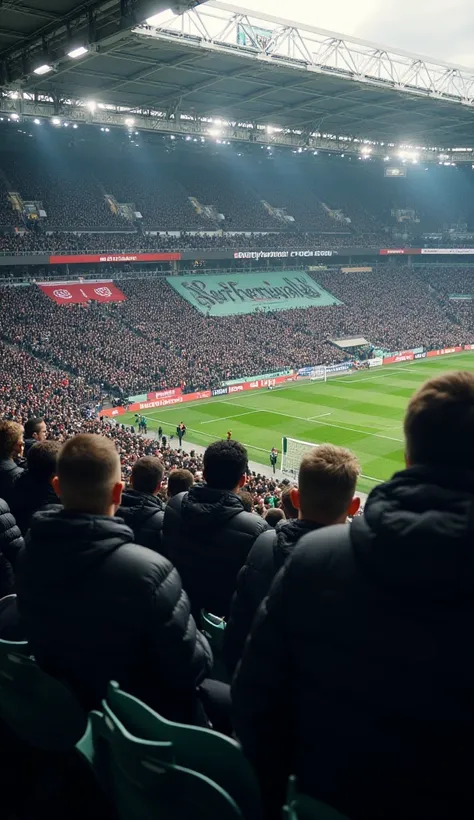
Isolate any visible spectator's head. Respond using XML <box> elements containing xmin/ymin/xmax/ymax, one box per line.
<box><xmin>0</xmin><ymin>421</ymin><xmax>24</xmax><ymax>461</ymax></box>
<box><xmin>404</xmin><ymin>371</ymin><xmax>474</xmax><ymax>469</ymax></box>
<box><xmin>264</xmin><ymin>507</ymin><xmax>286</xmax><ymax>528</ymax></box>
<box><xmin>53</xmin><ymin>434</ymin><xmax>123</xmax><ymax>516</ymax></box>
<box><xmin>24</xmin><ymin>417</ymin><xmax>47</xmax><ymax>443</ymax></box>
<box><xmin>281</xmin><ymin>486</ymin><xmax>298</xmax><ymax>519</ymax></box>
<box><xmin>27</xmin><ymin>440</ymin><xmax>61</xmax><ymax>484</ymax></box>
<box><xmin>130</xmin><ymin>456</ymin><xmax>164</xmax><ymax>496</ymax></box>
<box><xmin>203</xmin><ymin>440</ymin><xmax>248</xmax><ymax>492</ymax></box>
<box><xmin>291</xmin><ymin>444</ymin><xmax>360</xmax><ymax>524</ymax></box>
<box><xmin>167</xmin><ymin>468</ymin><xmax>194</xmax><ymax>498</ymax></box>
<box><xmin>238</xmin><ymin>490</ymin><xmax>254</xmax><ymax>512</ymax></box>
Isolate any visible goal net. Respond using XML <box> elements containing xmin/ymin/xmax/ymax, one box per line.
<box><xmin>281</xmin><ymin>436</ymin><xmax>319</xmax><ymax>480</ymax></box>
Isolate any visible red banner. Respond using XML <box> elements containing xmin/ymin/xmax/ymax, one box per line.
<box><xmin>379</xmin><ymin>249</ymin><xmax>421</xmax><ymax>255</ymax></box>
<box><xmin>383</xmin><ymin>352</ymin><xmax>415</xmax><ymax>364</ymax></box>
<box><xmin>39</xmin><ymin>281</ymin><xmax>126</xmax><ymax>304</ymax></box>
<box><xmin>427</xmin><ymin>346</ymin><xmax>462</xmax><ymax>357</ymax></box>
<box><xmin>147</xmin><ymin>387</ymin><xmax>182</xmax><ymax>402</ymax></box>
<box><xmin>49</xmin><ymin>252</ymin><xmax>181</xmax><ymax>265</ymax></box>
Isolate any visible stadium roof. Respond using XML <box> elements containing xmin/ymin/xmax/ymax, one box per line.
<box><xmin>2</xmin><ymin>1</ymin><xmax>474</xmax><ymax>149</ymax></box>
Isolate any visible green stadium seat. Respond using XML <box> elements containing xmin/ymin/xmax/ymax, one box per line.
<box><xmin>0</xmin><ymin>647</ymin><xmax>88</xmax><ymax>752</ymax></box>
<box><xmin>201</xmin><ymin>609</ymin><xmax>230</xmax><ymax>682</ymax></box>
<box><xmin>283</xmin><ymin>777</ymin><xmax>351</xmax><ymax>820</ymax></box>
<box><xmin>90</xmin><ymin>700</ymin><xmax>243</xmax><ymax>820</ymax></box>
<box><xmin>102</xmin><ymin>680</ymin><xmax>263</xmax><ymax>820</ymax></box>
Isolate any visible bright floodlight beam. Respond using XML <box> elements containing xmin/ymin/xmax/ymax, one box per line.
<box><xmin>86</xmin><ymin>100</ymin><xmax>97</xmax><ymax>112</ymax></box>
<box><xmin>145</xmin><ymin>8</ymin><xmax>174</xmax><ymax>26</ymax></box>
<box><xmin>125</xmin><ymin>117</ymin><xmax>135</xmax><ymax>127</ymax></box>
<box><xmin>34</xmin><ymin>64</ymin><xmax>53</xmax><ymax>75</ymax></box>
<box><xmin>68</xmin><ymin>46</ymin><xmax>88</xmax><ymax>59</ymax></box>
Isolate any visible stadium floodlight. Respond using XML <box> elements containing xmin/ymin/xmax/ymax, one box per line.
<box><xmin>360</xmin><ymin>146</ymin><xmax>372</xmax><ymax>156</ymax></box>
<box><xmin>68</xmin><ymin>46</ymin><xmax>88</xmax><ymax>59</ymax></box>
<box><xmin>125</xmin><ymin>117</ymin><xmax>135</xmax><ymax>127</ymax></box>
<box><xmin>33</xmin><ymin>118</ymin><xmax>41</xmax><ymax>124</ymax></box>
<box><xmin>398</xmin><ymin>149</ymin><xmax>419</xmax><ymax>162</ymax></box>
<box><xmin>34</xmin><ymin>64</ymin><xmax>53</xmax><ymax>75</ymax></box>
<box><xmin>10</xmin><ymin>113</ymin><xmax>19</xmax><ymax>120</ymax></box>
<box><xmin>86</xmin><ymin>100</ymin><xmax>97</xmax><ymax>112</ymax></box>
<box><xmin>51</xmin><ymin>117</ymin><xmax>61</xmax><ymax>126</ymax></box>
<box><xmin>208</xmin><ymin>128</ymin><xmax>221</xmax><ymax>138</ymax></box>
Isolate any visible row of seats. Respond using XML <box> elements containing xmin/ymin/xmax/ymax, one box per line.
<box><xmin>0</xmin><ymin>617</ymin><xmax>347</xmax><ymax>820</ymax></box>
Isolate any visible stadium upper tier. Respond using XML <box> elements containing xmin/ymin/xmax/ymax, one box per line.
<box><xmin>1</xmin><ymin>125</ymin><xmax>474</xmax><ymax>241</ymax></box>
<box><xmin>0</xmin><ymin>267</ymin><xmax>472</xmax><ymax>397</ymax></box>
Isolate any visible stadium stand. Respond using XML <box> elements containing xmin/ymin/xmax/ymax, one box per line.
<box><xmin>4</xmin><ymin>114</ymin><xmax>474</xmax><ymax>820</ymax></box>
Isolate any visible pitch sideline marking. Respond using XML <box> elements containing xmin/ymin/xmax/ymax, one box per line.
<box><xmin>222</xmin><ymin>401</ymin><xmax>405</xmax><ymax>443</ymax></box>
<box><xmin>200</xmin><ymin>410</ymin><xmax>260</xmax><ymax>425</ymax></box>
<box><xmin>142</xmin><ymin>402</ymin><xmax>403</xmax><ymax>444</ymax></box>
<box><xmin>306</xmin><ymin>412</ymin><xmax>332</xmax><ymax>421</ymax></box>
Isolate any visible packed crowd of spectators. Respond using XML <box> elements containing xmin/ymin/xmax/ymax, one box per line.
<box><xmin>0</xmin><ymin>267</ymin><xmax>471</xmax><ymax>399</ymax></box>
<box><xmin>0</xmin><ymin>229</ymin><xmax>395</xmax><ymax>256</ymax></box>
<box><xmin>0</xmin><ymin>340</ymin><xmax>294</xmax><ymax>513</ymax></box>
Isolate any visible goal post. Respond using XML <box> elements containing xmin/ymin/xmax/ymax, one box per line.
<box><xmin>297</xmin><ymin>365</ymin><xmax>327</xmax><ymax>383</ymax></box>
<box><xmin>281</xmin><ymin>436</ymin><xmax>320</xmax><ymax>480</ymax></box>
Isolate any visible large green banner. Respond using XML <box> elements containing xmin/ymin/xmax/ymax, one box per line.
<box><xmin>166</xmin><ymin>271</ymin><xmax>341</xmax><ymax>316</ymax></box>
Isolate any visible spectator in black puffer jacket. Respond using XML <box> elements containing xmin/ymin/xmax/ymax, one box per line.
<box><xmin>117</xmin><ymin>456</ymin><xmax>165</xmax><ymax>551</ymax></box>
<box><xmin>163</xmin><ymin>440</ymin><xmax>269</xmax><ymax>620</ymax></box>
<box><xmin>0</xmin><ymin>498</ymin><xmax>23</xmax><ymax>596</ymax></box>
<box><xmin>0</xmin><ymin>421</ymin><xmax>24</xmax><ymax>504</ymax></box>
<box><xmin>224</xmin><ymin>444</ymin><xmax>360</xmax><ymax>675</ymax></box>
<box><xmin>233</xmin><ymin>371</ymin><xmax>474</xmax><ymax>820</ymax></box>
<box><xmin>16</xmin><ymin>434</ymin><xmax>212</xmax><ymax>722</ymax></box>
<box><xmin>9</xmin><ymin>441</ymin><xmax>61</xmax><ymax>535</ymax></box>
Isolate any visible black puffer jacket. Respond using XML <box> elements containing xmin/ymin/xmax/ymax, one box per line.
<box><xmin>233</xmin><ymin>466</ymin><xmax>474</xmax><ymax>820</ymax></box>
<box><xmin>225</xmin><ymin>519</ymin><xmax>323</xmax><ymax>673</ymax></box>
<box><xmin>0</xmin><ymin>459</ymin><xmax>23</xmax><ymax>505</ymax></box>
<box><xmin>9</xmin><ymin>472</ymin><xmax>60</xmax><ymax>535</ymax></box>
<box><xmin>16</xmin><ymin>509</ymin><xmax>212</xmax><ymax>722</ymax></box>
<box><xmin>117</xmin><ymin>489</ymin><xmax>165</xmax><ymax>552</ymax></box>
<box><xmin>0</xmin><ymin>497</ymin><xmax>24</xmax><ymax>571</ymax></box>
<box><xmin>0</xmin><ymin>499</ymin><xmax>23</xmax><ymax>597</ymax></box>
<box><xmin>163</xmin><ymin>485</ymin><xmax>269</xmax><ymax>620</ymax></box>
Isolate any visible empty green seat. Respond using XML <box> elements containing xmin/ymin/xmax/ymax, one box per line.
<box><xmin>103</xmin><ymin>680</ymin><xmax>263</xmax><ymax>819</ymax></box>
<box><xmin>90</xmin><ymin>700</ymin><xmax>243</xmax><ymax>820</ymax></box>
<box><xmin>201</xmin><ymin>610</ymin><xmax>226</xmax><ymax>652</ymax></box>
<box><xmin>201</xmin><ymin>609</ymin><xmax>229</xmax><ymax>682</ymax></box>
<box><xmin>0</xmin><ymin>647</ymin><xmax>87</xmax><ymax>751</ymax></box>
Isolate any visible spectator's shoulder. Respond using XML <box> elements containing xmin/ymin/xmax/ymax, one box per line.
<box><xmin>232</xmin><ymin>510</ymin><xmax>270</xmax><ymax>538</ymax></box>
<box><xmin>286</xmin><ymin>523</ymin><xmax>353</xmax><ymax>582</ymax></box>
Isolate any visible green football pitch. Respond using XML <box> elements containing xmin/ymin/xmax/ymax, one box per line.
<box><xmin>122</xmin><ymin>352</ymin><xmax>474</xmax><ymax>495</ymax></box>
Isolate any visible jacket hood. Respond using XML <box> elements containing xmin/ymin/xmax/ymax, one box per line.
<box><xmin>118</xmin><ymin>489</ymin><xmax>164</xmax><ymax>528</ymax></box>
<box><xmin>273</xmin><ymin>519</ymin><xmax>324</xmax><ymax>571</ymax></box>
<box><xmin>180</xmin><ymin>484</ymin><xmax>245</xmax><ymax>528</ymax></box>
<box><xmin>352</xmin><ymin>465</ymin><xmax>474</xmax><ymax>600</ymax></box>
<box><xmin>25</xmin><ymin>509</ymin><xmax>135</xmax><ymax>585</ymax></box>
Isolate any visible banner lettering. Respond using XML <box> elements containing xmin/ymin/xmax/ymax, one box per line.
<box><xmin>167</xmin><ymin>271</ymin><xmax>340</xmax><ymax>316</ymax></box>
<box><xmin>49</xmin><ymin>252</ymin><xmax>181</xmax><ymax>265</ymax></box>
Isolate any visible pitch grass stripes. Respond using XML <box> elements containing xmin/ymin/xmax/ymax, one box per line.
<box><xmin>123</xmin><ymin>352</ymin><xmax>474</xmax><ymax>496</ymax></box>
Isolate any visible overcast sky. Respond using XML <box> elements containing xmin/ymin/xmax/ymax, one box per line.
<box><xmin>241</xmin><ymin>0</ymin><xmax>474</xmax><ymax>68</ymax></box>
